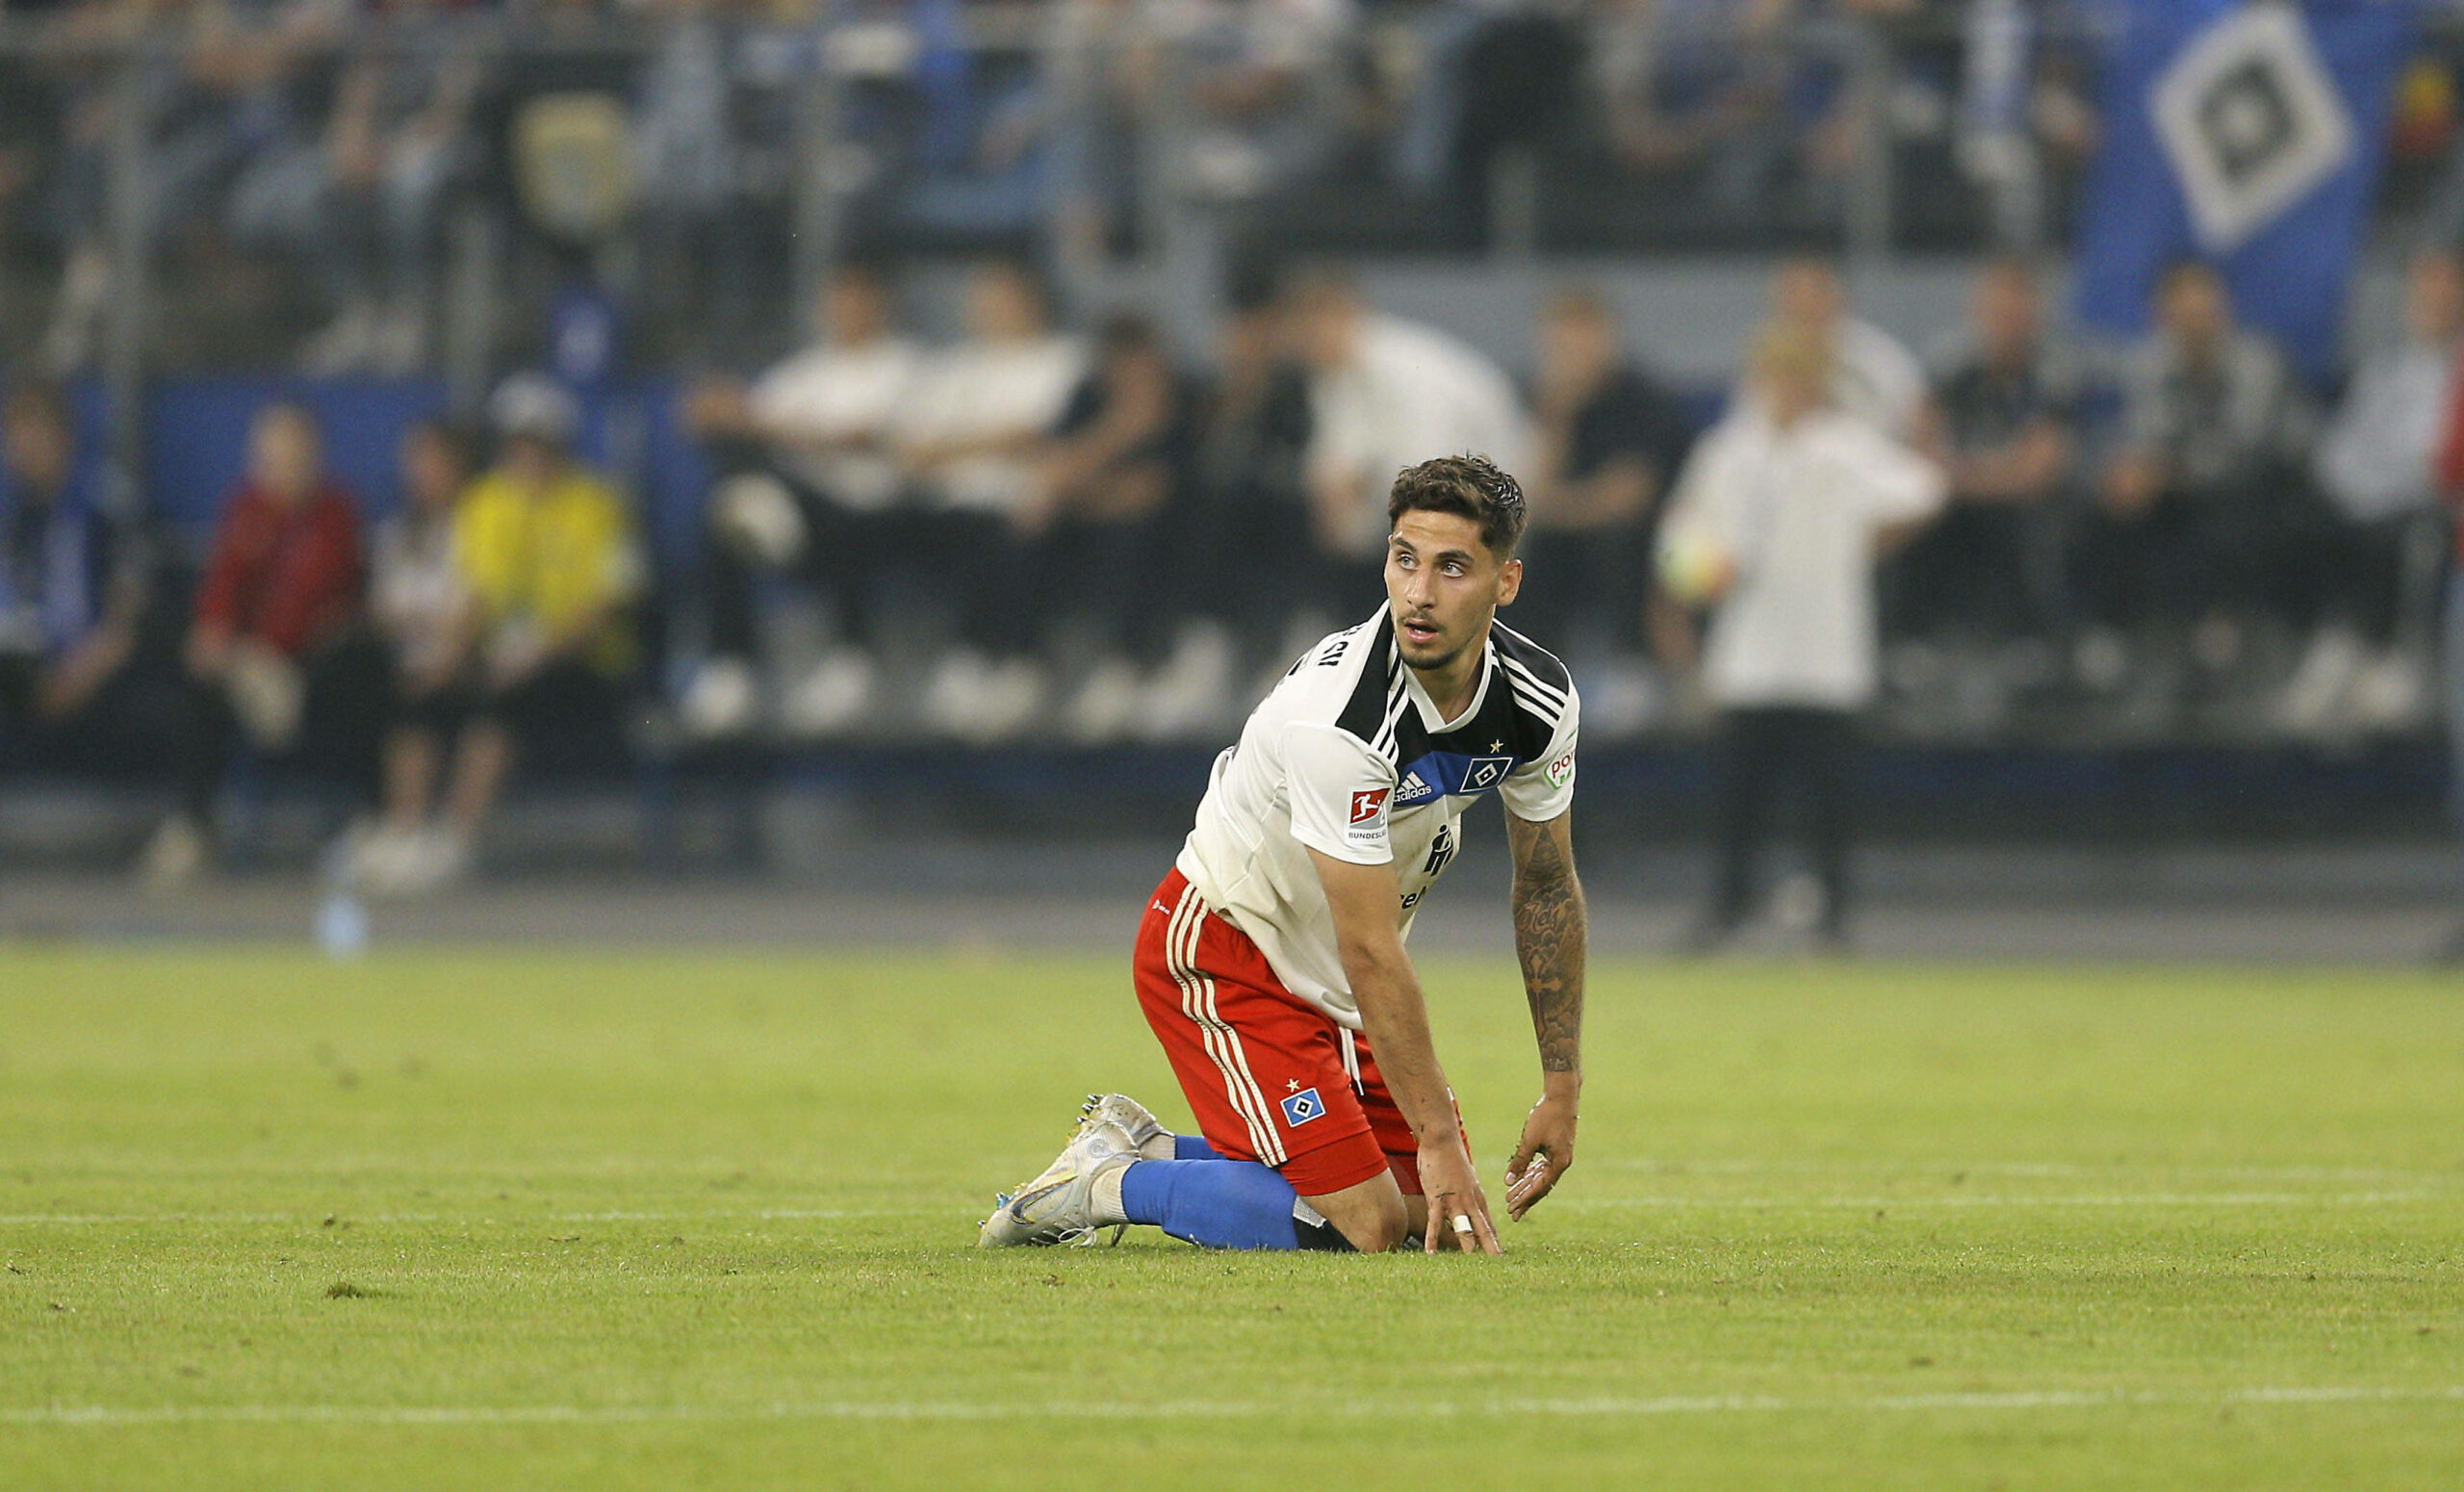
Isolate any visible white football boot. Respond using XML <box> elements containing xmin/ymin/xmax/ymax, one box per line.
<box><xmin>1081</xmin><ymin>1093</ymin><xmax>1171</xmax><ymax>1161</ymax></box>
<box><xmin>977</xmin><ymin>1118</ymin><xmax>1137</xmax><ymax>1248</ymax></box>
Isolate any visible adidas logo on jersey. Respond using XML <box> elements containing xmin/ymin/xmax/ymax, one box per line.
<box><xmin>1397</xmin><ymin>770</ymin><xmax>1435</xmax><ymax>805</ymax></box>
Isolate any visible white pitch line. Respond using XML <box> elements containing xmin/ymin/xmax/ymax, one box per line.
<box><xmin>1556</xmin><ymin>1191</ymin><xmax>2451</xmax><ymax>1211</ymax></box>
<box><xmin>5</xmin><ymin>1385</ymin><xmax>2461</xmax><ymax>1428</ymax></box>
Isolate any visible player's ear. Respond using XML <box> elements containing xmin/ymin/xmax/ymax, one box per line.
<box><xmin>1495</xmin><ymin>555</ymin><xmax>1523</xmax><ymax>607</ymax></box>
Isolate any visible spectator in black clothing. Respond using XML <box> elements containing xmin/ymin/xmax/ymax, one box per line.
<box><xmin>1893</xmin><ymin>257</ymin><xmax>2081</xmax><ymax>644</ymax></box>
<box><xmin>0</xmin><ymin>379</ymin><xmax>152</xmax><ymax>774</ymax></box>
<box><xmin>1518</xmin><ymin>286</ymin><xmax>1694</xmax><ymax>662</ymax></box>
<box><xmin>1036</xmin><ymin>312</ymin><xmax>1194</xmax><ymax>741</ymax></box>
<box><xmin>1156</xmin><ymin>282</ymin><xmax>1318</xmax><ymax>733</ymax></box>
<box><xmin>2082</xmin><ymin>261</ymin><xmax>2307</xmax><ymax>677</ymax></box>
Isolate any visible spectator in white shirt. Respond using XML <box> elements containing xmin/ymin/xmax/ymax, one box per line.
<box><xmin>899</xmin><ymin>260</ymin><xmax>1089</xmax><ymax>742</ymax></box>
<box><xmin>1658</xmin><ymin>322</ymin><xmax>1945</xmax><ymax>949</ymax></box>
<box><xmin>679</xmin><ymin>263</ymin><xmax>921</xmax><ymax>739</ymax></box>
<box><xmin>2287</xmin><ymin>247</ymin><xmax>2464</xmax><ymax>735</ymax></box>
<box><xmin>356</xmin><ymin>417</ymin><xmax>475</xmax><ymax>890</ymax></box>
<box><xmin>1289</xmin><ymin>266</ymin><xmax>1528</xmax><ymax>610</ymax></box>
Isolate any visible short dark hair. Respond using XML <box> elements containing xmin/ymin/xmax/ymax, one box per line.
<box><xmin>1387</xmin><ymin>453</ymin><xmax>1527</xmax><ymax>558</ymax></box>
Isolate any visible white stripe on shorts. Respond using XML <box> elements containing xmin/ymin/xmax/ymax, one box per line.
<box><xmin>1166</xmin><ymin>885</ymin><xmax>1285</xmax><ymax>1166</ymax></box>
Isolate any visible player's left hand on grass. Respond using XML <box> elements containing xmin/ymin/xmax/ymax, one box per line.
<box><xmin>1504</xmin><ymin>1088</ymin><xmax>1578</xmax><ymax>1221</ymax></box>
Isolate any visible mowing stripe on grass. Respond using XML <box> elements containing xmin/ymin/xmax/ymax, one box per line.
<box><xmin>8</xmin><ymin>1385</ymin><xmax>2463</xmax><ymax>1427</ymax></box>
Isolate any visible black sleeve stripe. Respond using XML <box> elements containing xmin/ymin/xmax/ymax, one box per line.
<box><xmin>1490</xmin><ymin>621</ymin><xmax>1575</xmax><ymax>697</ymax></box>
<box><xmin>1499</xmin><ymin>656</ymin><xmax>1569</xmax><ymax>716</ymax></box>
<box><xmin>1506</xmin><ymin>684</ymin><xmax>1565</xmax><ymax>732</ymax></box>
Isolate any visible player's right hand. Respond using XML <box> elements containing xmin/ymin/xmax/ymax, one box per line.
<box><xmin>1417</xmin><ymin>1139</ymin><xmax>1502</xmax><ymax>1255</ymax></box>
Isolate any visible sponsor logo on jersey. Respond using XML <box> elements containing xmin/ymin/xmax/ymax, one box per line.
<box><xmin>1279</xmin><ymin>1087</ymin><xmax>1325</xmax><ymax>1127</ymax></box>
<box><xmin>1349</xmin><ymin>788</ymin><xmax>1390</xmax><ymax>825</ymax></box>
<box><xmin>1545</xmin><ymin>750</ymin><xmax>1576</xmax><ymax>788</ymax></box>
<box><xmin>1396</xmin><ymin>770</ymin><xmax>1435</xmax><ymax>805</ymax></box>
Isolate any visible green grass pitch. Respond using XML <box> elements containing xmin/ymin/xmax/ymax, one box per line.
<box><xmin>3</xmin><ymin>943</ymin><xmax>2460</xmax><ymax>1489</ymax></box>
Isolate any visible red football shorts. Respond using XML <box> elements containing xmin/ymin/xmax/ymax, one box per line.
<box><xmin>1136</xmin><ymin>868</ymin><xmax>1446</xmax><ymax>1197</ymax></box>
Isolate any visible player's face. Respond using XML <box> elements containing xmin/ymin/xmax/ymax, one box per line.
<box><xmin>1385</xmin><ymin>509</ymin><xmax>1522</xmax><ymax>674</ymax></box>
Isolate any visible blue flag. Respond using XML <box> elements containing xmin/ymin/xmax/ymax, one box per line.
<box><xmin>2073</xmin><ymin>0</ymin><xmax>2418</xmax><ymax>382</ymax></box>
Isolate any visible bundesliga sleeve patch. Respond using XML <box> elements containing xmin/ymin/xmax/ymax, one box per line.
<box><xmin>1348</xmin><ymin>788</ymin><xmax>1391</xmax><ymax>825</ymax></box>
<box><xmin>1545</xmin><ymin>751</ymin><xmax>1576</xmax><ymax>789</ymax></box>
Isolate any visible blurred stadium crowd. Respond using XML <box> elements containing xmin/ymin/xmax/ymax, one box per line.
<box><xmin>11</xmin><ymin>0</ymin><xmax>2464</xmax><ymax>891</ymax></box>
<box><xmin>0</xmin><ymin>0</ymin><xmax>2112</xmax><ymax>373</ymax></box>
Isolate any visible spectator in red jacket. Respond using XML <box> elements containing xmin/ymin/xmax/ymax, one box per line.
<box><xmin>141</xmin><ymin>401</ymin><xmax>387</xmax><ymax>888</ymax></box>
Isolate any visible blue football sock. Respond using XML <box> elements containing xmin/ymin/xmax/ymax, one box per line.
<box><xmin>1117</xmin><ymin>1159</ymin><xmax>1348</xmax><ymax>1250</ymax></box>
<box><xmin>1171</xmin><ymin>1134</ymin><xmax>1221</xmax><ymax>1161</ymax></box>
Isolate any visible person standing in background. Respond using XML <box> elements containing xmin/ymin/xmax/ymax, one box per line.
<box><xmin>1658</xmin><ymin>323</ymin><xmax>1944</xmax><ymax>951</ymax></box>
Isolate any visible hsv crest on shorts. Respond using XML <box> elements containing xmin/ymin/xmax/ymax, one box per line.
<box><xmin>1279</xmin><ymin>1087</ymin><xmax>1326</xmax><ymax>1127</ymax></box>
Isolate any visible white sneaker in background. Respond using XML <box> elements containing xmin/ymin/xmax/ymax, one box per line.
<box><xmin>679</xmin><ymin>657</ymin><xmax>759</xmax><ymax>741</ymax></box>
<box><xmin>135</xmin><ymin>814</ymin><xmax>210</xmax><ymax>893</ymax></box>
<box><xmin>354</xmin><ymin>826</ymin><xmax>433</xmax><ymax>896</ymax></box>
<box><xmin>2073</xmin><ymin>629</ymin><xmax>2130</xmax><ymax>694</ymax></box>
<box><xmin>2273</xmin><ymin>626</ymin><xmax>2364</xmax><ymax>738</ymax></box>
<box><xmin>921</xmin><ymin>650</ymin><xmax>992</xmax><ymax>738</ymax></box>
<box><xmin>782</xmin><ymin>649</ymin><xmax>876</xmax><ymax>738</ymax></box>
<box><xmin>1771</xmin><ymin>868</ymin><xmax>1829</xmax><ymax>936</ymax></box>
<box><xmin>1136</xmin><ymin>622</ymin><xmax>1238</xmax><ymax>742</ymax></box>
<box><xmin>1064</xmin><ymin>657</ymin><xmax>1144</xmax><ymax>745</ymax></box>
<box><xmin>392</xmin><ymin>827</ymin><xmax>474</xmax><ymax>896</ymax></box>
<box><xmin>967</xmin><ymin>657</ymin><xmax>1047</xmax><ymax>745</ymax></box>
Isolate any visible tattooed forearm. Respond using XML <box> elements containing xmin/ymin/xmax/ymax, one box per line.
<box><xmin>1509</xmin><ymin>814</ymin><xmax>1587</xmax><ymax>1075</ymax></box>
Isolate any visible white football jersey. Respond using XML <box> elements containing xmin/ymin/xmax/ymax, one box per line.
<box><xmin>1174</xmin><ymin>604</ymin><xmax>1579</xmax><ymax>1027</ymax></box>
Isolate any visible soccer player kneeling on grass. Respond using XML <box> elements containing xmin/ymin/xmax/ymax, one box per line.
<box><xmin>979</xmin><ymin>454</ymin><xmax>1587</xmax><ymax>1253</ymax></box>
